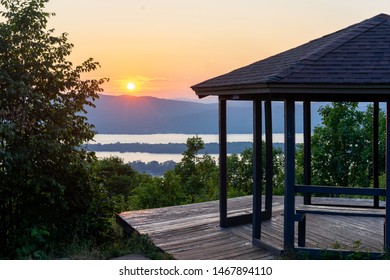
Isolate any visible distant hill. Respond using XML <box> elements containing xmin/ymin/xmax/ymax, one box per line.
<box><xmin>85</xmin><ymin>94</ymin><xmax>324</xmax><ymax>134</ymax></box>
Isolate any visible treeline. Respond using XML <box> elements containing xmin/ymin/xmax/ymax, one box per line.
<box><xmin>130</xmin><ymin>160</ymin><xmax>177</xmax><ymax>176</ymax></box>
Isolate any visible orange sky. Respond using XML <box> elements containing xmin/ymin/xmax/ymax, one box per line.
<box><xmin>42</xmin><ymin>0</ymin><xmax>390</xmax><ymax>100</ymax></box>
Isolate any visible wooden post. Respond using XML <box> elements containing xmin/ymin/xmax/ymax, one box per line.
<box><xmin>284</xmin><ymin>100</ymin><xmax>296</xmax><ymax>252</ymax></box>
<box><xmin>373</xmin><ymin>101</ymin><xmax>379</xmax><ymax>208</ymax></box>
<box><xmin>303</xmin><ymin>101</ymin><xmax>312</xmax><ymax>205</ymax></box>
<box><xmin>265</xmin><ymin>100</ymin><xmax>273</xmax><ymax>217</ymax></box>
<box><xmin>219</xmin><ymin>98</ymin><xmax>228</xmax><ymax>228</ymax></box>
<box><xmin>385</xmin><ymin>101</ymin><xmax>390</xmax><ymax>251</ymax></box>
<box><xmin>253</xmin><ymin>99</ymin><xmax>263</xmax><ymax>239</ymax></box>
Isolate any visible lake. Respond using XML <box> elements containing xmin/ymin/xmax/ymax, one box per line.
<box><xmin>92</xmin><ymin>133</ymin><xmax>304</xmax><ymax>163</ymax></box>
<box><xmin>92</xmin><ymin>133</ymin><xmax>304</xmax><ymax>145</ymax></box>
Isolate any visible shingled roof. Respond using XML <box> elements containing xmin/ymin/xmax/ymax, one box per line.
<box><xmin>192</xmin><ymin>14</ymin><xmax>390</xmax><ymax>100</ymax></box>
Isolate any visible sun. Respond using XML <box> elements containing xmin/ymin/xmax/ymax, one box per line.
<box><xmin>127</xmin><ymin>82</ymin><xmax>136</xmax><ymax>91</ymax></box>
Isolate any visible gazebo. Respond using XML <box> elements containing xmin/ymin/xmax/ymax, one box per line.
<box><xmin>191</xmin><ymin>13</ymin><xmax>390</xmax><ymax>254</ymax></box>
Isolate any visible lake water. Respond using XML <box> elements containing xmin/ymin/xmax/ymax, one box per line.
<box><xmin>93</xmin><ymin>151</ymin><xmax>194</xmax><ymax>163</ymax></box>
<box><xmin>92</xmin><ymin>133</ymin><xmax>304</xmax><ymax>163</ymax></box>
<box><xmin>92</xmin><ymin>133</ymin><xmax>304</xmax><ymax>145</ymax></box>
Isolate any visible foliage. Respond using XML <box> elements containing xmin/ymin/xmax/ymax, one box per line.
<box><xmin>130</xmin><ymin>160</ymin><xmax>176</xmax><ymax>176</ymax></box>
<box><xmin>128</xmin><ymin>136</ymin><xmax>284</xmax><ymax>210</ymax></box>
<box><xmin>227</xmin><ymin>145</ymin><xmax>284</xmax><ymax>196</ymax></box>
<box><xmin>130</xmin><ymin>170</ymin><xmax>188</xmax><ymax>209</ymax></box>
<box><xmin>173</xmin><ymin>136</ymin><xmax>219</xmax><ymax>202</ymax></box>
<box><xmin>227</xmin><ymin>148</ymin><xmax>253</xmax><ymax>196</ymax></box>
<box><xmin>0</xmin><ymin>0</ymin><xmax>108</xmax><ymax>258</ymax></box>
<box><xmin>301</xmin><ymin>102</ymin><xmax>386</xmax><ymax>188</ymax></box>
<box><xmin>62</xmin><ymin>221</ymin><xmax>172</xmax><ymax>260</ymax></box>
<box><xmin>95</xmin><ymin>156</ymin><xmax>136</xmax><ymax>197</ymax></box>
<box><xmin>130</xmin><ymin>136</ymin><xmax>219</xmax><ymax>208</ymax></box>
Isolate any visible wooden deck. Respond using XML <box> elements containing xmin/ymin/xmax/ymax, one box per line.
<box><xmin>117</xmin><ymin>196</ymin><xmax>386</xmax><ymax>260</ymax></box>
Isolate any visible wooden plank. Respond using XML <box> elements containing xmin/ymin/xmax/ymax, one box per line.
<box><xmin>118</xmin><ymin>195</ymin><xmax>386</xmax><ymax>259</ymax></box>
<box><xmin>296</xmin><ymin>205</ymin><xmax>385</xmax><ymax>217</ymax></box>
<box><xmin>303</xmin><ymin>215</ymin><xmax>384</xmax><ymax>252</ymax></box>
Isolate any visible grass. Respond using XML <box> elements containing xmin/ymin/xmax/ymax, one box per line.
<box><xmin>58</xmin><ymin>221</ymin><xmax>173</xmax><ymax>260</ymax></box>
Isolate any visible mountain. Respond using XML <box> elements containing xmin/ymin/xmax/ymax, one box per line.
<box><xmin>85</xmin><ymin>94</ymin><xmax>324</xmax><ymax>134</ymax></box>
<box><xmin>86</xmin><ymin>95</ymin><xmax>218</xmax><ymax>134</ymax></box>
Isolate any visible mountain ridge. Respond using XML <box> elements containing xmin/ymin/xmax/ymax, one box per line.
<box><xmin>85</xmin><ymin>94</ymin><xmax>323</xmax><ymax>134</ymax></box>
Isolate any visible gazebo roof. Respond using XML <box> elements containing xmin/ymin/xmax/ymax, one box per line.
<box><xmin>192</xmin><ymin>14</ymin><xmax>390</xmax><ymax>101</ymax></box>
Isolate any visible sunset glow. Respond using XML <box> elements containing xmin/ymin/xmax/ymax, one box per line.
<box><xmin>45</xmin><ymin>0</ymin><xmax>390</xmax><ymax>100</ymax></box>
<box><xmin>127</xmin><ymin>82</ymin><xmax>136</xmax><ymax>91</ymax></box>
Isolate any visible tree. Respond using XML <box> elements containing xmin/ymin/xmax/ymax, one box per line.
<box><xmin>130</xmin><ymin>170</ymin><xmax>188</xmax><ymax>209</ymax></box>
<box><xmin>93</xmin><ymin>156</ymin><xmax>139</xmax><ymax>213</ymax></box>
<box><xmin>307</xmin><ymin>102</ymin><xmax>385</xmax><ymax>188</ymax></box>
<box><xmin>227</xmin><ymin>145</ymin><xmax>284</xmax><ymax>196</ymax></box>
<box><xmin>0</xmin><ymin>0</ymin><xmax>107</xmax><ymax>258</ymax></box>
<box><xmin>227</xmin><ymin>148</ymin><xmax>253</xmax><ymax>196</ymax></box>
<box><xmin>173</xmin><ymin>136</ymin><xmax>219</xmax><ymax>202</ymax></box>
<box><xmin>95</xmin><ymin>156</ymin><xmax>136</xmax><ymax>197</ymax></box>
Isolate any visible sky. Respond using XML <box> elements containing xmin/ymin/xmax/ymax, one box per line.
<box><xmin>27</xmin><ymin>1</ymin><xmax>390</xmax><ymax>100</ymax></box>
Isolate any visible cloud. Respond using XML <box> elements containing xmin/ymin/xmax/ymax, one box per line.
<box><xmin>136</xmin><ymin>76</ymin><xmax>169</xmax><ymax>83</ymax></box>
<box><xmin>106</xmin><ymin>75</ymin><xmax>172</xmax><ymax>94</ymax></box>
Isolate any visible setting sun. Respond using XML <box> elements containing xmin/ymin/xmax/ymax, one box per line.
<box><xmin>127</xmin><ymin>82</ymin><xmax>136</xmax><ymax>91</ymax></box>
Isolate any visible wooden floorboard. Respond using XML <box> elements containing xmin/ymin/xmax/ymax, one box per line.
<box><xmin>118</xmin><ymin>195</ymin><xmax>385</xmax><ymax>259</ymax></box>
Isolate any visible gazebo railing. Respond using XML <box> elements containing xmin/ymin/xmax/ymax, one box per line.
<box><xmin>295</xmin><ymin>185</ymin><xmax>386</xmax><ymax>198</ymax></box>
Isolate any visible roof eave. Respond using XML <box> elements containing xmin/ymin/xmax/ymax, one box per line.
<box><xmin>192</xmin><ymin>83</ymin><xmax>390</xmax><ymax>101</ymax></box>
<box><xmin>192</xmin><ymin>83</ymin><xmax>270</xmax><ymax>98</ymax></box>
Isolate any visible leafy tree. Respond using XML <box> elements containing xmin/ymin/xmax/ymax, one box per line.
<box><xmin>306</xmin><ymin>102</ymin><xmax>385</xmax><ymax>188</ymax></box>
<box><xmin>95</xmin><ymin>156</ymin><xmax>136</xmax><ymax>197</ymax></box>
<box><xmin>0</xmin><ymin>0</ymin><xmax>107</xmax><ymax>258</ymax></box>
<box><xmin>175</xmin><ymin>136</ymin><xmax>205</xmax><ymax>179</ymax></box>
<box><xmin>174</xmin><ymin>136</ymin><xmax>219</xmax><ymax>202</ymax></box>
<box><xmin>227</xmin><ymin>145</ymin><xmax>284</xmax><ymax>196</ymax></box>
<box><xmin>130</xmin><ymin>170</ymin><xmax>188</xmax><ymax>209</ymax></box>
<box><xmin>130</xmin><ymin>160</ymin><xmax>176</xmax><ymax>176</ymax></box>
<box><xmin>227</xmin><ymin>147</ymin><xmax>253</xmax><ymax>196</ymax></box>
<box><xmin>129</xmin><ymin>137</ymin><xmax>219</xmax><ymax>209</ymax></box>
<box><xmin>194</xmin><ymin>154</ymin><xmax>219</xmax><ymax>201</ymax></box>
<box><xmin>361</xmin><ymin>104</ymin><xmax>386</xmax><ymax>176</ymax></box>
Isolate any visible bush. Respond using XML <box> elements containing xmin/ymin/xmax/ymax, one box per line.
<box><xmin>0</xmin><ymin>0</ymin><xmax>109</xmax><ymax>258</ymax></box>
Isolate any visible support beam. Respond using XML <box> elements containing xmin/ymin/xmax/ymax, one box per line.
<box><xmin>385</xmin><ymin>101</ymin><xmax>390</xmax><ymax>251</ymax></box>
<box><xmin>373</xmin><ymin>102</ymin><xmax>379</xmax><ymax>208</ymax></box>
<box><xmin>284</xmin><ymin>100</ymin><xmax>296</xmax><ymax>253</ymax></box>
<box><xmin>303</xmin><ymin>101</ymin><xmax>312</xmax><ymax>205</ymax></box>
<box><xmin>265</xmin><ymin>100</ymin><xmax>273</xmax><ymax>215</ymax></box>
<box><xmin>219</xmin><ymin>98</ymin><xmax>227</xmax><ymax>228</ymax></box>
<box><xmin>253</xmin><ymin>99</ymin><xmax>263</xmax><ymax>239</ymax></box>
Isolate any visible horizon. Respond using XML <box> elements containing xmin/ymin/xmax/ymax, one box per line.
<box><xmin>39</xmin><ymin>0</ymin><xmax>390</xmax><ymax>101</ymax></box>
